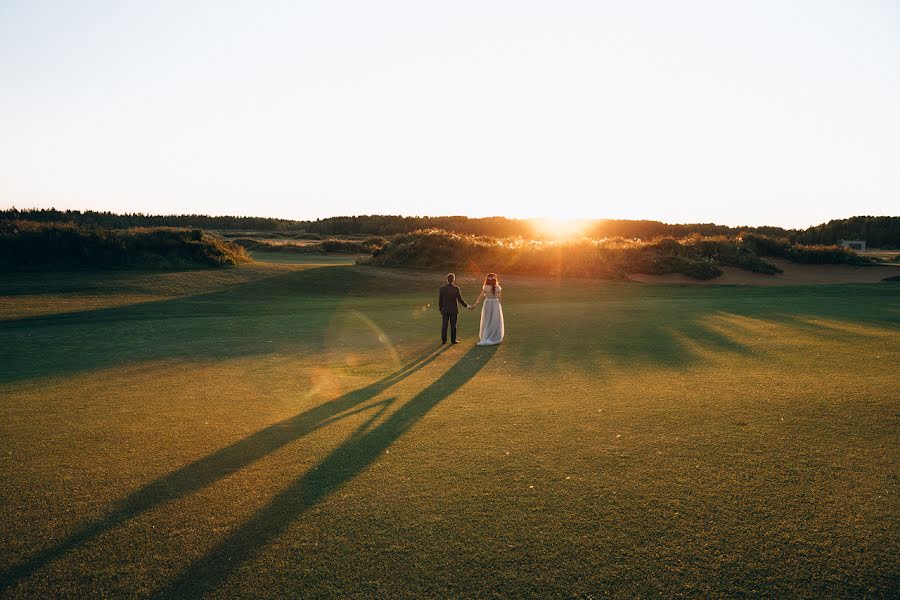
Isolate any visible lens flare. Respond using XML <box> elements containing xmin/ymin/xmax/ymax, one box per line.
<box><xmin>349</xmin><ymin>309</ymin><xmax>402</xmax><ymax>369</ymax></box>
<box><xmin>306</xmin><ymin>366</ymin><xmax>342</xmax><ymax>400</ymax></box>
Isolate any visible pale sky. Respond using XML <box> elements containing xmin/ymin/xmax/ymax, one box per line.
<box><xmin>1</xmin><ymin>1</ymin><xmax>898</xmax><ymax>228</ymax></box>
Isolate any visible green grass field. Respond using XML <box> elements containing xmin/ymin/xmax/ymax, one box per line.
<box><xmin>1</xmin><ymin>260</ymin><xmax>898</xmax><ymax>597</ymax></box>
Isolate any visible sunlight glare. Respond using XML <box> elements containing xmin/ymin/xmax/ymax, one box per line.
<box><xmin>530</xmin><ymin>218</ymin><xmax>588</xmax><ymax>240</ymax></box>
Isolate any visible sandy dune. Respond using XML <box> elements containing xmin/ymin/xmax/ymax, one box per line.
<box><xmin>628</xmin><ymin>259</ymin><xmax>900</xmax><ymax>286</ymax></box>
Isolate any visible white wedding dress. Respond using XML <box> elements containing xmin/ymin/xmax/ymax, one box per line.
<box><xmin>477</xmin><ymin>284</ymin><xmax>504</xmax><ymax>345</ymax></box>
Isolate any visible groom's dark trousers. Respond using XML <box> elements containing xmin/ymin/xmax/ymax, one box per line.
<box><xmin>441</xmin><ymin>312</ymin><xmax>458</xmax><ymax>344</ymax></box>
<box><xmin>438</xmin><ymin>283</ymin><xmax>469</xmax><ymax>343</ymax></box>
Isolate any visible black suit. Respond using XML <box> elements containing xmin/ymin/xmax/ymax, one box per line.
<box><xmin>438</xmin><ymin>283</ymin><xmax>469</xmax><ymax>343</ymax></box>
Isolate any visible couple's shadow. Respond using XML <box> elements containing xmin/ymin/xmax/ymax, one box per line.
<box><xmin>1</xmin><ymin>344</ymin><xmax>498</xmax><ymax>597</ymax></box>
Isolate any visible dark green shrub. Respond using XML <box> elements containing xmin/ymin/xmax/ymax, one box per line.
<box><xmin>741</xmin><ymin>233</ymin><xmax>876</xmax><ymax>265</ymax></box>
<box><xmin>675</xmin><ymin>257</ymin><xmax>723</xmax><ymax>280</ymax></box>
<box><xmin>785</xmin><ymin>244</ymin><xmax>873</xmax><ymax>265</ymax></box>
<box><xmin>0</xmin><ymin>221</ymin><xmax>249</xmax><ymax>270</ymax></box>
<box><xmin>740</xmin><ymin>233</ymin><xmax>793</xmax><ymax>257</ymax></box>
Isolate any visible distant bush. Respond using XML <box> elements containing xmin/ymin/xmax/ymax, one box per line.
<box><xmin>787</xmin><ymin>245</ymin><xmax>876</xmax><ymax>265</ymax></box>
<box><xmin>653</xmin><ymin>255</ymin><xmax>723</xmax><ymax>280</ymax></box>
<box><xmin>739</xmin><ymin>233</ymin><xmax>792</xmax><ymax>263</ymax></box>
<box><xmin>741</xmin><ymin>233</ymin><xmax>876</xmax><ymax>265</ymax></box>
<box><xmin>0</xmin><ymin>221</ymin><xmax>249</xmax><ymax>270</ymax></box>
<box><xmin>663</xmin><ymin>236</ymin><xmax>783</xmax><ymax>274</ymax></box>
<box><xmin>363</xmin><ymin>236</ymin><xmax>389</xmax><ymax>247</ymax></box>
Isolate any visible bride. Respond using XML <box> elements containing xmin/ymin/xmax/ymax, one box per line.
<box><xmin>470</xmin><ymin>273</ymin><xmax>505</xmax><ymax>345</ymax></box>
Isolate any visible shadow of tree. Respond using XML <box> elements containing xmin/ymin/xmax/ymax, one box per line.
<box><xmin>0</xmin><ymin>346</ymin><xmax>449</xmax><ymax>592</ymax></box>
<box><xmin>154</xmin><ymin>344</ymin><xmax>497</xmax><ymax>598</ymax></box>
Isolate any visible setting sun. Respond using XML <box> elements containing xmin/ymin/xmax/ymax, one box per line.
<box><xmin>530</xmin><ymin>217</ymin><xmax>589</xmax><ymax>240</ymax></box>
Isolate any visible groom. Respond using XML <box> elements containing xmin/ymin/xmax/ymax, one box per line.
<box><xmin>438</xmin><ymin>273</ymin><xmax>472</xmax><ymax>344</ymax></box>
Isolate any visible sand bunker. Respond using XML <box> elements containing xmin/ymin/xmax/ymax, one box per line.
<box><xmin>628</xmin><ymin>259</ymin><xmax>900</xmax><ymax>286</ymax></box>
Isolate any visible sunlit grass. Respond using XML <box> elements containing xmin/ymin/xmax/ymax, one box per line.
<box><xmin>1</xmin><ymin>263</ymin><xmax>897</xmax><ymax>597</ymax></box>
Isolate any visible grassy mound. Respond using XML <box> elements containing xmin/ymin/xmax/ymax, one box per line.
<box><xmin>0</xmin><ymin>221</ymin><xmax>249</xmax><ymax>270</ymax></box>
<box><xmin>232</xmin><ymin>236</ymin><xmax>387</xmax><ymax>255</ymax></box>
<box><xmin>230</xmin><ymin>238</ymin><xmax>326</xmax><ymax>255</ymax></box>
<box><xmin>364</xmin><ymin>230</ymin><xmax>878</xmax><ymax>280</ymax></box>
<box><xmin>220</xmin><ymin>231</ymin><xmax>324</xmax><ymax>241</ymax></box>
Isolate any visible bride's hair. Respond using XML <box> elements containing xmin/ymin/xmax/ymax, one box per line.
<box><xmin>484</xmin><ymin>273</ymin><xmax>498</xmax><ymax>295</ymax></box>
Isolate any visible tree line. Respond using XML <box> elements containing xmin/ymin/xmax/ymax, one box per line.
<box><xmin>792</xmin><ymin>216</ymin><xmax>900</xmax><ymax>248</ymax></box>
<box><xmin>2</xmin><ymin>208</ymin><xmax>897</xmax><ymax>246</ymax></box>
<box><xmin>0</xmin><ymin>208</ymin><xmax>299</xmax><ymax>231</ymax></box>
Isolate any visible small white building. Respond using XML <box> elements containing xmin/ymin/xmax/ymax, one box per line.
<box><xmin>840</xmin><ymin>240</ymin><xmax>866</xmax><ymax>251</ymax></box>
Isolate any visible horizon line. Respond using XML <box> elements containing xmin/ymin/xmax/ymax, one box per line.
<box><xmin>3</xmin><ymin>204</ymin><xmax>897</xmax><ymax>231</ymax></box>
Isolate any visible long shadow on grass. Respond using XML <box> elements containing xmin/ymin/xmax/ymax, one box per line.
<box><xmin>7</xmin><ymin>268</ymin><xmax>895</xmax><ymax>385</ymax></box>
<box><xmin>0</xmin><ymin>346</ymin><xmax>449</xmax><ymax>592</ymax></box>
<box><xmin>155</xmin><ymin>344</ymin><xmax>497</xmax><ymax>599</ymax></box>
<box><xmin>0</xmin><ymin>265</ymin><xmax>392</xmax><ymax>384</ymax></box>
<box><xmin>507</xmin><ymin>300</ymin><xmax>755</xmax><ymax>373</ymax></box>
<box><xmin>506</xmin><ymin>283</ymin><xmax>900</xmax><ymax>373</ymax></box>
